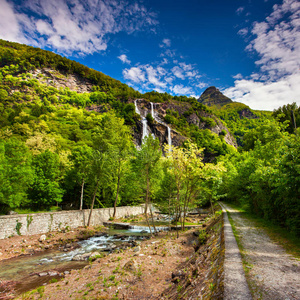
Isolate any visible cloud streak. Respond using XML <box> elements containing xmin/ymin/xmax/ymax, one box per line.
<box><xmin>0</xmin><ymin>0</ymin><xmax>158</xmax><ymax>55</ymax></box>
<box><xmin>118</xmin><ymin>54</ymin><xmax>131</xmax><ymax>64</ymax></box>
<box><xmin>123</xmin><ymin>57</ymin><xmax>206</xmax><ymax>97</ymax></box>
<box><xmin>225</xmin><ymin>0</ymin><xmax>300</xmax><ymax>110</ymax></box>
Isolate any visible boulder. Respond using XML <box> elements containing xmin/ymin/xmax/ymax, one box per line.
<box><xmin>72</xmin><ymin>253</ymin><xmax>91</xmax><ymax>261</ymax></box>
<box><xmin>89</xmin><ymin>251</ymin><xmax>101</xmax><ymax>261</ymax></box>
<box><xmin>133</xmin><ymin>246</ymin><xmax>141</xmax><ymax>253</ymax></box>
<box><xmin>39</xmin><ymin>235</ymin><xmax>47</xmax><ymax>242</ymax></box>
<box><xmin>123</xmin><ymin>260</ymin><xmax>138</xmax><ymax>273</ymax></box>
<box><xmin>48</xmin><ymin>271</ymin><xmax>58</xmax><ymax>276</ymax></box>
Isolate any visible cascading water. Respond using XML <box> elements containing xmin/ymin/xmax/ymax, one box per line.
<box><xmin>150</xmin><ymin>101</ymin><xmax>172</xmax><ymax>150</ymax></box>
<box><xmin>134</xmin><ymin>99</ymin><xmax>141</xmax><ymax>115</ymax></box>
<box><xmin>150</xmin><ymin>102</ymin><xmax>155</xmax><ymax>119</ymax></box>
<box><xmin>142</xmin><ymin>117</ymin><xmax>149</xmax><ymax>141</ymax></box>
<box><xmin>167</xmin><ymin>126</ymin><xmax>172</xmax><ymax>149</ymax></box>
<box><xmin>135</xmin><ymin>100</ymin><xmax>149</xmax><ymax>143</ymax></box>
<box><xmin>135</xmin><ymin>100</ymin><xmax>172</xmax><ymax>147</ymax></box>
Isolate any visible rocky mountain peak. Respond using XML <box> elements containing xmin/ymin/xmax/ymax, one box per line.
<box><xmin>198</xmin><ymin>86</ymin><xmax>232</xmax><ymax>107</ymax></box>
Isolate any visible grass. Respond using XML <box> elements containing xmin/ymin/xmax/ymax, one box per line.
<box><xmin>224</xmin><ymin>202</ymin><xmax>300</xmax><ymax>260</ymax></box>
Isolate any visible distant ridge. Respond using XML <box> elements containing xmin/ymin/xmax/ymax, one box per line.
<box><xmin>198</xmin><ymin>86</ymin><xmax>232</xmax><ymax>107</ymax></box>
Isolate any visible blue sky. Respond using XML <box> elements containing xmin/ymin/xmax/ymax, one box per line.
<box><xmin>0</xmin><ymin>0</ymin><xmax>299</xmax><ymax>111</ymax></box>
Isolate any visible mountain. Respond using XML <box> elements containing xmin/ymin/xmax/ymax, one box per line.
<box><xmin>0</xmin><ymin>39</ymin><xmax>278</xmax><ymax>215</ymax></box>
<box><xmin>0</xmin><ymin>39</ymin><xmax>239</xmax><ymax>159</ymax></box>
<box><xmin>198</xmin><ymin>86</ymin><xmax>232</xmax><ymax>107</ymax></box>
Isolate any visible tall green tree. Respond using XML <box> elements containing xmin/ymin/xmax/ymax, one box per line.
<box><xmin>273</xmin><ymin>102</ymin><xmax>299</xmax><ymax>133</ymax></box>
<box><xmin>93</xmin><ymin>113</ymin><xmax>133</xmax><ymax>218</ymax></box>
<box><xmin>87</xmin><ymin>149</ymin><xmax>109</xmax><ymax>226</ymax></box>
<box><xmin>0</xmin><ymin>139</ymin><xmax>34</xmax><ymax>211</ymax></box>
<box><xmin>68</xmin><ymin>145</ymin><xmax>93</xmax><ymax>210</ymax></box>
<box><xmin>29</xmin><ymin>150</ymin><xmax>64</xmax><ymax>209</ymax></box>
<box><xmin>165</xmin><ymin>142</ymin><xmax>204</xmax><ymax>232</ymax></box>
<box><xmin>133</xmin><ymin>135</ymin><xmax>162</xmax><ymax>234</ymax></box>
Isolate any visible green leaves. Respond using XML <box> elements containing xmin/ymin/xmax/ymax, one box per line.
<box><xmin>0</xmin><ymin>139</ymin><xmax>34</xmax><ymax>211</ymax></box>
<box><xmin>29</xmin><ymin>150</ymin><xmax>64</xmax><ymax>209</ymax></box>
<box><xmin>219</xmin><ymin>127</ymin><xmax>300</xmax><ymax>236</ymax></box>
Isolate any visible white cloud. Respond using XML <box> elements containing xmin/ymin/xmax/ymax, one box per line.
<box><xmin>196</xmin><ymin>82</ymin><xmax>208</xmax><ymax>89</ymax></box>
<box><xmin>0</xmin><ymin>0</ymin><xmax>25</xmax><ymax>42</ymax></box>
<box><xmin>238</xmin><ymin>28</ymin><xmax>248</xmax><ymax>37</ymax></box>
<box><xmin>0</xmin><ymin>0</ymin><xmax>158</xmax><ymax>55</ymax></box>
<box><xmin>224</xmin><ymin>73</ymin><xmax>300</xmax><ymax>111</ymax></box>
<box><xmin>123</xmin><ymin>59</ymin><xmax>207</xmax><ymax>96</ymax></box>
<box><xmin>145</xmin><ymin>65</ymin><xmax>167</xmax><ymax>88</ymax></box>
<box><xmin>236</xmin><ymin>7</ymin><xmax>245</xmax><ymax>15</ymax></box>
<box><xmin>226</xmin><ymin>0</ymin><xmax>300</xmax><ymax>110</ymax></box>
<box><xmin>123</xmin><ymin>67</ymin><xmax>146</xmax><ymax>83</ymax></box>
<box><xmin>118</xmin><ymin>54</ymin><xmax>131</xmax><ymax>64</ymax></box>
<box><xmin>159</xmin><ymin>38</ymin><xmax>171</xmax><ymax>48</ymax></box>
<box><xmin>179</xmin><ymin>62</ymin><xmax>193</xmax><ymax>71</ymax></box>
<box><xmin>171</xmin><ymin>84</ymin><xmax>192</xmax><ymax>95</ymax></box>
<box><xmin>172</xmin><ymin>66</ymin><xmax>185</xmax><ymax>79</ymax></box>
<box><xmin>233</xmin><ymin>73</ymin><xmax>243</xmax><ymax>79</ymax></box>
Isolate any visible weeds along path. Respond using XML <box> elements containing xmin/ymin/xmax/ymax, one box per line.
<box><xmin>222</xmin><ymin>203</ymin><xmax>300</xmax><ymax>300</ymax></box>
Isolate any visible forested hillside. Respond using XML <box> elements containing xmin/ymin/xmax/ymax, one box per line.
<box><xmin>0</xmin><ymin>40</ymin><xmax>299</xmax><ymax>236</ymax></box>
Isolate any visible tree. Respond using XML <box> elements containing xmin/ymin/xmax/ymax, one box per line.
<box><xmin>133</xmin><ymin>135</ymin><xmax>162</xmax><ymax>234</ymax></box>
<box><xmin>273</xmin><ymin>102</ymin><xmax>299</xmax><ymax>133</ymax></box>
<box><xmin>68</xmin><ymin>145</ymin><xmax>93</xmax><ymax>210</ymax></box>
<box><xmin>201</xmin><ymin>162</ymin><xmax>226</xmax><ymax>214</ymax></box>
<box><xmin>93</xmin><ymin>113</ymin><xmax>133</xmax><ymax>218</ymax></box>
<box><xmin>29</xmin><ymin>150</ymin><xmax>64</xmax><ymax>209</ymax></box>
<box><xmin>87</xmin><ymin>149</ymin><xmax>108</xmax><ymax>226</ymax></box>
<box><xmin>0</xmin><ymin>139</ymin><xmax>34</xmax><ymax>211</ymax></box>
<box><xmin>165</xmin><ymin>142</ymin><xmax>204</xmax><ymax>233</ymax></box>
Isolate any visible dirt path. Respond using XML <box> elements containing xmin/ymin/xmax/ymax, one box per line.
<box><xmin>222</xmin><ymin>203</ymin><xmax>300</xmax><ymax>300</ymax></box>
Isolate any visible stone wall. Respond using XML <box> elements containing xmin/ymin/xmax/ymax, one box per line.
<box><xmin>0</xmin><ymin>205</ymin><xmax>145</xmax><ymax>239</ymax></box>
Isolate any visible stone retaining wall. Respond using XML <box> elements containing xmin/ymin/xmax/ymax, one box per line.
<box><xmin>0</xmin><ymin>205</ymin><xmax>145</xmax><ymax>239</ymax></box>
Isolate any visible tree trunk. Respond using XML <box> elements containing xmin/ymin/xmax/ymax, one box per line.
<box><xmin>80</xmin><ymin>178</ymin><xmax>85</xmax><ymax>210</ymax></box>
<box><xmin>113</xmin><ymin>171</ymin><xmax>121</xmax><ymax>218</ymax></box>
<box><xmin>168</xmin><ymin>197</ymin><xmax>171</xmax><ymax>233</ymax></box>
<box><xmin>176</xmin><ymin>188</ymin><xmax>180</xmax><ymax>239</ymax></box>
<box><xmin>145</xmin><ymin>167</ymin><xmax>153</xmax><ymax>235</ymax></box>
<box><xmin>210</xmin><ymin>196</ymin><xmax>215</xmax><ymax>215</ymax></box>
<box><xmin>87</xmin><ymin>180</ymin><xmax>99</xmax><ymax>227</ymax></box>
<box><xmin>149</xmin><ymin>200</ymin><xmax>157</xmax><ymax>233</ymax></box>
<box><xmin>144</xmin><ymin>199</ymin><xmax>148</xmax><ymax>214</ymax></box>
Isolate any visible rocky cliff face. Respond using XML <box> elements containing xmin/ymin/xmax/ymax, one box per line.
<box><xmin>238</xmin><ymin>108</ymin><xmax>258</xmax><ymax>119</ymax></box>
<box><xmin>198</xmin><ymin>86</ymin><xmax>232</xmax><ymax>107</ymax></box>
<box><xmin>189</xmin><ymin>110</ymin><xmax>237</xmax><ymax>147</ymax></box>
<box><xmin>132</xmin><ymin>99</ymin><xmax>187</xmax><ymax>148</ymax></box>
<box><xmin>133</xmin><ymin>99</ymin><xmax>237</xmax><ymax>149</ymax></box>
<box><xmin>30</xmin><ymin>68</ymin><xmax>93</xmax><ymax>93</ymax></box>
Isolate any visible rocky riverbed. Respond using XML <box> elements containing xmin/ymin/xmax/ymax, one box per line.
<box><xmin>1</xmin><ymin>212</ymin><xmax>223</xmax><ymax>299</ymax></box>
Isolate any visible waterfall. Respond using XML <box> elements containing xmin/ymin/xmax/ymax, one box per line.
<box><xmin>150</xmin><ymin>103</ymin><xmax>156</xmax><ymax>138</ymax></box>
<box><xmin>167</xmin><ymin>126</ymin><xmax>172</xmax><ymax>150</ymax></box>
<box><xmin>134</xmin><ymin>99</ymin><xmax>141</xmax><ymax>115</ymax></box>
<box><xmin>135</xmin><ymin>99</ymin><xmax>172</xmax><ymax>147</ymax></box>
<box><xmin>142</xmin><ymin>117</ymin><xmax>149</xmax><ymax>141</ymax></box>
<box><xmin>135</xmin><ymin>100</ymin><xmax>149</xmax><ymax>143</ymax></box>
<box><xmin>150</xmin><ymin>102</ymin><xmax>155</xmax><ymax>119</ymax></box>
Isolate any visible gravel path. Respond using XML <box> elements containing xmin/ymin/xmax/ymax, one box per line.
<box><xmin>220</xmin><ymin>203</ymin><xmax>252</xmax><ymax>299</ymax></box>
<box><xmin>222</xmin><ymin>203</ymin><xmax>300</xmax><ymax>300</ymax></box>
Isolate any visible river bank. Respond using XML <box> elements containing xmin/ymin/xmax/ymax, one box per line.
<box><xmin>1</xmin><ymin>212</ymin><xmax>224</xmax><ymax>299</ymax></box>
